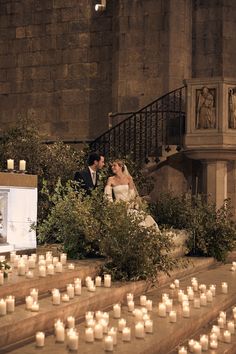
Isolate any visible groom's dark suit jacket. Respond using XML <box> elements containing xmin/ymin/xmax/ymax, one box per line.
<box><xmin>74</xmin><ymin>168</ymin><xmax>97</xmax><ymax>194</ymax></box>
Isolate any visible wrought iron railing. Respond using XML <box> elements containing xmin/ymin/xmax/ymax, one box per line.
<box><xmin>90</xmin><ymin>86</ymin><xmax>186</xmax><ymax>163</ymax></box>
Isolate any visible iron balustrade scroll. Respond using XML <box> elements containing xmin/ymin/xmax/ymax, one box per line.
<box><xmin>90</xmin><ymin>86</ymin><xmax>186</xmax><ymax>164</ymax></box>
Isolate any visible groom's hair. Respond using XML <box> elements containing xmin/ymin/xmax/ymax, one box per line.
<box><xmin>88</xmin><ymin>152</ymin><xmax>102</xmax><ymax>166</ymax></box>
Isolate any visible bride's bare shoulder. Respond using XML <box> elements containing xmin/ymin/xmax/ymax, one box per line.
<box><xmin>106</xmin><ymin>176</ymin><xmax>115</xmax><ymax>185</ymax></box>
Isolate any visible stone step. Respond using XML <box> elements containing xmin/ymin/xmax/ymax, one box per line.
<box><xmin>1</xmin><ymin>260</ymin><xmax>235</xmax><ymax>353</ymax></box>
<box><xmin>169</xmin><ymin>305</ymin><xmax>236</xmax><ymax>353</ymax></box>
<box><xmin>0</xmin><ymin>259</ymin><xmax>102</xmax><ymax>302</ymax></box>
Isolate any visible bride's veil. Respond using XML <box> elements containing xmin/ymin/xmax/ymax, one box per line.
<box><xmin>123</xmin><ymin>164</ymin><xmax>139</xmax><ymax>198</ymax></box>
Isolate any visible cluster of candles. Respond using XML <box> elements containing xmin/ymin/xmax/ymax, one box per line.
<box><xmin>8</xmin><ymin>251</ymin><xmax>70</xmax><ymax>279</ymax></box>
<box><xmin>230</xmin><ymin>261</ymin><xmax>236</xmax><ymax>272</ymax></box>
<box><xmin>179</xmin><ymin>307</ymin><xmax>236</xmax><ymax>353</ymax></box>
<box><xmin>7</xmin><ymin>159</ymin><xmax>26</xmax><ymax>171</ymax></box>
<box><xmin>35</xmin><ymin>292</ymin><xmax>154</xmax><ymax>351</ymax></box>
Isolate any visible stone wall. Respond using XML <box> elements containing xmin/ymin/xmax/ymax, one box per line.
<box><xmin>0</xmin><ymin>0</ymin><xmax>112</xmax><ymax>141</ymax></box>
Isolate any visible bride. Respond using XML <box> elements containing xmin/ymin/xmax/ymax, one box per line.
<box><xmin>104</xmin><ymin>159</ymin><xmax>159</xmax><ymax>230</ymax></box>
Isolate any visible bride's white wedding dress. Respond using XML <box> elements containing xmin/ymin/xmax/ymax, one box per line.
<box><xmin>104</xmin><ymin>184</ymin><xmax>159</xmax><ymax>230</ymax></box>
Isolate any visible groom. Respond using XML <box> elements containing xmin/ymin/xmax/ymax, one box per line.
<box><xmin>74</xmin><ymin>152</ymin><xmax>105</xmax><ymax>194</ymax></box>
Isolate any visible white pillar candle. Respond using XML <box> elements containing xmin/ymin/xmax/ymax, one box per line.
<box><xmin>19</xmin><ymin>160</ymin><xmax>26</xmax><ymax>171</ymax></box>
<box><xmin>209</xmin><ymin>284</ymin><xmax>216</xmax><ymax>296</ymax></box>
<box><xmin>193</xmin><ymin>341</ymin><xmax>202</xmax><ymax>353</ymax></box>
<box><xmin>6</xmin><ymin>296</ymin><xmax>15</xmax><ymax>313</ymax></box>
<box><xmin>62</xmin><ymin>294</ymin><xmax>69</xmax><ymax>302</ymax></box>
<box><xmin>210</xmin><ymin>340</ymin><xmax>218</xmax><ymax>349</ymax></box>
<box><xmin>200</xmin><ymin>293</ymin><xmax>207</xmax><ymax>306</ymax></box>
<box><xmin>0</xmin><ymin>272</ymin><xmax>4</xmax><ymax>285</ymax></box>
<box><xmin>199</xmin><ymin>284</ymin><xmax>207</xmax><ymax>293</ymax></box>
<box><xmin>74</xmin><ymin>277</ymin><xmax>81</xmax><ymax>286</ymax></box>
<box><xmin>223</xmin><ymin>330</ymin><xmax>231</xmax><ymax>343</ymax></box>
<box><xmin>169</xmin><ymin>310</ymin><xmax>177</xmax><ymax>323</ymax></box>
<box><xmin>165</xmin><ymin>299</ymin><xmax>173</xmax><ymax>313</ymax></box>
<box><xmin>86</xmin><ymin>311</ymin><xmax>94</xmax><ymax>322</ymax></box>
<box><xmin>52</xmin><ymin>256</ymin><xmax>58</xmax><ymax>265</ymax></box>
<box><xmin>128</xmin><ymin>300</ymin><xmax>135</xmax><ymax>312</ymax></box>
<box><xmin>88</xmin><ymin>284</ymin><xmax>96</xmax><ymax>292</ymax></box>
<box><xmin>122</xmin><ymin>327</ymin><xmax>131</xmax><ymax>341</ymax></box>
<box><xmin>17</xmin><ymin>261</ymin><xmax>26</xmax><ymax>276</ymax></box>
<box><xmin>46</xmin><ymin>257</ymin><xmax>52</xmax><ymax>266</ymax></box>
<box><xmin>67</xmin><ymin>316</ymin><xmax>75</xmax><ymax>329</ymax></box>
<box><xmin>158</xmin><ymin>302</ymin><xmax>166</xmax><ymax>317</ymax></box>
<box><xmin>26</xmin><ymin>271</ymin><xmax>34</xmax><ymax>279</ymax></box>
<box><xmin>194</xmin><ymin>298</ymin><xmax>201</xmax><ymax>309</ymax></box>
<box><xmin>113</xmin><ymin>303</ymin><xmax>121</xmax><ymax>319</ymax></box>
<box><xmin>10</xmin><ymin>251</ymin><xmax>16</xmax><ymax>263</ymax></box>
<box><xmin>28</xmin><ymin>258</ymin><xmax>36</xmax><ymax>269</ymax></box>
<box><xmin>219</xmin><ymin>311</ymin><xmax>226</xmax><ymax>323</ymax></box>
<box><xmin>95</xmin><ymin>276</ymin><xmax>102</xmax><ymax>287</ymax></box>
<box><xmin>200</xmin><ymin>334</ymin><xmax>208</xmax><ymax>351</ymax></box>
<box><xmin>127</xmin><ymin>293</ymin><xmax>133</xmax><ymax>303</ymax></box>
<box><xmin>192</xmin><ymin>281</ymin><xmax>198</xmax><ymax>292</ymax></box>
<box><xmin>31</xmin><ymin>302</ymin><xmax>39</xmax><ymax>312</ymax></box>
<box><xmin>75</xmin><ymin>284</ymin><xmax>81</xmax><ymax>296</ymax></box>
<box><xmin>133</xmin><ymin>309</ymin><xmax>143</xmax><ymax>321</ymax></box>
<box><xmin>118</xmin><ymin>318</ymin><xmax>126</xmax><ymax>332</ymax></box>
<box><xmin>170</xmin><ymin>282</ymin><xmax>175</xmax><ymax>290</ymax></box>
<box><xmin>183</xmin><ymin>305</ymin><xmax>190</xmax><ymax>318</ymax></box>
<box><xmin>211</xmin><ymin>325</ymin><xmax>220</xmax><ymax>339</ymax></box>
<box><xmin>143</xmin><ymin>314</ymin><xmax>150</xmax><ymax>322</ymax></box>
<box><xmin>222</xmin><ymin>282</ymin><xmax>228</xmax><ymax>294</ymax></box>
<box><xmin>47</xmin><ymin>264</ymin><xmax>54</xmax><ymax>275</ymax></box>
<box><xmin>52</xmin><ymin>290</ymin><xmax>60</xmax><ymax>305</ymax></box>
<box><xmin>145</xmin><ymin>319</ymin><xmax>153</xmax><ymax>333</ymax></box>
<box><xmin>39</xmin><ymin>266</ymin><xmax>46</xmax><ymax>277</ymax></box>
<box><xmin>103</xmin><ymin>312</ymin><xmax>109</xmax><ymax>322</ymax></box>
<box><xmin>104</xmin><ymin>274</ymin><xmax>111</xmax><ymax>288</ymax></box>
<box><xmin>104</xmin><ymin>335</ymin><xmax>113</xmax><ymax>352</ymax></box>
<box><xmin>86</xmin><ymin>319</ymin><xmax>96</xmax><ymax>329</ymax></box>
<box><xmin>30</xmin><ymin>289</ymin><xmax>38</xmax><ymax>302</ymax></box>
<box><xmin>146</xmin><ymin>299</ymin><xmax>152</xmax><ymax>311</ymax></box>
<box><xmin>85</xmin><ymin>327</ymin><xmax>94</xmax><ymax>342</ymax></box>
<box><xmin>210</xmin><ymin>332</ymin><xmax>218</xmax><ymax>342</ymax></box>
<box><xmin>108</xmin><ymin>327</ymin><xmax>117</xmax><ymax>346</ymax></box>
<box><xmin>55</xmin><ymin>262</ymin><xmax>63</xmax><ymax>273</ymax></box>
<box><xmin>35</xmin><ymin>332</ymin><xmax>45</xmax><ymax>347</ymax></box>
<box><xmin>7</xmin><ymin>159</ymin><xmax>14</xmax><ymax>170</ymax></box>
<box><xmin>38</xmin><ymin>255</ymin><xmax>44</xmax><ymax>261</ymax></box>
<box><xmin>95</xmin><ymin>311</ymin><xmax>103</xmax><ymax>321</ymax></box>
<box><xmin>188</xmin><ymin>339</ymin><xmax>196</xmax><ymax>352</ymax></box>
<box><xmin>178</xmin><ymin>346</ymin><xmax>187</xmax><ymax>354</ymax></box>
<box><xmin>60</xmin><ymin>253</ymin><xmax>67</xmax><ymax>265</ymax></box>
<box><xmin>217</xmin><ymin>317</ymin><xmax>225</xmax><ymax>329</ymax></box>
<box><xmin>55</xmin><ymin>324</ymin><xmax>65</xmax><ymax>342</ymax></box>
<box><xmin>174</xmin><ymin>279</ymin><xmax>180</xmax><ymax>288</ymax></box>
<box><xmin>227</xmin><ymin>321</ymin><xmax>235</xmax><ymax>334</ymax></box>
<box><xmin>0</xmin><ymin>299</ymin><xmax>7</xmax><ymax>316</ymax></box>
<box><xmin>140</xmin><ymin>295</ymin><xmax>147</xmax><ymax>306</ymax></box>
<box><xmin>135</xmin><ymin>322</ymin><xmax>145</xmax><ymax>338</ymax></box>
<box><xmin>85</xmin><ymin>276</ymin><xmax>92</xmax><ymax>287</ymax></box>
<box><xmin>94</xmin><ymin>323</ymin><xmax>103</xmax><ymax>340</ymax></box>
<box><xmin>68</xmin><ymin>263</ymin><xmax>75</xmax><ymax>270</ymax></box>
<box><xmin>178</xmin><ymin>290</ymin><xmax>184</xmax><ymax>302</ymax></box>
<box><xmin>67</xmin><ymin>284</ymin><xmax>75</xmax><ymax>299</ymax></box>
<box><xmin>25</xmin><ymin>295</ymin><xmax>34</xmax><ymax>310</ymax></box>
<box><xmin>187</xmin><ymin>288</ymin><xmax>194</xmax><ymax>301</ymax></box>
<box><xmin>67</xmin><ymin>332</ymin><xmax>79</xmax><ymax>351</ymax></box>
<box><xmin>99</xmin><ymin>319</ymin><xmax>108</xmax><ymax>334</ymax></box>
<box><xmin>206</xmin><ymin>290</ymin><xmax>213</xmax><ymax>302</ymax></box>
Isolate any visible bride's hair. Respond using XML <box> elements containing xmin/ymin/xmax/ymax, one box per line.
<box><xmin>113</xmin><ymin>159</ymin><xmax>125</xmax><ymax>172</ymax></box>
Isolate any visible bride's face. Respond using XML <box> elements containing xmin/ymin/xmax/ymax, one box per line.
<box><xmin>111</xmin><ymin>162</ymin><xmax>122</xmax><ymax>174</ymax></box>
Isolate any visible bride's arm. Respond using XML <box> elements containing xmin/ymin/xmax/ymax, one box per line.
<box><xmin>104</xmin><ymin>177</ymin><xmax>113</xmax><ymax>202</ymax></box>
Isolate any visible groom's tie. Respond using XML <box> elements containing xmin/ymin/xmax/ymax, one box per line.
<box><xmin>92</xmin><ymin>171</ymin><xmax>96</xmax><ymax>185</ymax></box>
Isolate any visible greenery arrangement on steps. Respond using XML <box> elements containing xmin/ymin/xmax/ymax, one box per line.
<box><xmin>36</xmin><ymin>180</ymin><xmax>181</xmax><ymax>281</ymax></box>
<box><xmin>151</xmin><ymin>193</ymin><xmax>236</xmax><ymax>262</ymax></box>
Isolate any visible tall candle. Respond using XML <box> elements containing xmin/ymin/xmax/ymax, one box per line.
<box><xmin>210</xmin><ymin>339</ymin><xmax>218</xmax><ymax>349</ymax></box>
<box><xmin>94</xmin><ymin>323</ymin><xmax>103</xmax><ymax>340</ymax></box>
<box><xmin>75</xmin><ymin>284</ymin><xmax>81</xmax><ymax>296</ymax></box>
<box><xmin>6</xmin><ymin>296</ymin><xmax>15</xmax><ymax>313</ymax></box>
<box><xmin>67</xmin><ymin>316</ymin><xmax>75</xmax><ymax>329</ymax></box>
<box><xmin>128</xmin><ymin>300</ymin><xmax>135</xmax><ymax>312</ymax></box>
<box><xmin>183</xmin><ymin>305</ymin><xmax>190</xmax><ymax>318</ymax></box>
<box><xmin>122</xmin><ymin>327</ymin><xmax>131</xmax><ymax>341</ymax></box>
<box><xmin>104</xmin><ymin>335</ymin><xmax>113</xmax><ymax>352</ymax></box>
<box><xmin>178</xmin><ymin>347</ymin><xmax>187</xmax><ymax>354</ymax></box>
<box><xmin>19</xmin><ymin>160</ymin><xmax>26</xmax><ymax>171</ymax></box>
<box><xmin>25</xmin><ymin>295</ymin><xmax>33</xmax><ymax>310</ymax></box>
<box><xmin>85</xmin><ymin>327</ymin><xmax>94</xmax><ymax>342</ymax></box>
<box><xmin>60</xmin><ymin>253</ymin><xmax>67</xmax><ymax>265</ymax></box>
<box><xmin>55</xmin><ymin>324</ymin><xmax>65</xmax><ymax>342</ymax></box>
<box><xmin>104</xmin><ymin>274</ymin><xmax>111</xmax><ymax>288</ymax></box>
<box><xmin>140</xmin><ymin>295</ymin><xmax>147</xmax><ymax>306</ymax></box>
<box><xmin>174</xmin><ymin>279</ymin><xmax>180</xmax><ymax>288</ymax></box>
<box><xmin>95</xmin><ymin>276</ymin><xmax>102</xmax><ymax>287</ymax></box>
<box><xmin>113</xmin><ymin>303</ymin><xmax>121</xmax><ymax>319</ymax></box>
<box><xmin>146</xmin><ymin>299</ymin><xmax>153</xmax><ymax>311</ymax></box>
<box><xmin>55</xmin><ymin>262</ymin><xmax>63</xmax><ymax>273</ymax></box>
<box><xmin>209</xmin><ymin>284</ymin><xmax>216</xmax><ymax>296</ymax></box>
<box><xmin>145</xmin><ymin>319</ymin><xmax>153</xmax><ymax>333</ymax></box>
<box><xmin>67</xmin><ymin>284</ymin><xmax>75</xmax><ymax>299</ymax></box>
<box><xmin>158</xmin><ymin>303</ymin><xmax>166</xmax><ymax>317</ymax></box>
<box><xmin>223</xmin><ymin>330</ymin><xmax>231</xmax><ymax>343</ymax></box>
<box><xmin>30</xmin><ymin>288</ymin><xmax>38</xmax><ymax>302</ymax></box>
<box><xmin>39</xmin><ymin>265</ymin><xmax>46</xmax><ymax>277</ymax></box>
<box><xmin>194</xmin><ymin>298</ymin><xmax>200</xmax><ymax>309</ymax></box>
<box><xmin>31</xmin><ymin>302</ymin><xmax>39</xmax><ymax>312</ymax></box>
<box><xmin>17</xmin><ymin>261</ymin><xmax>26</xmax><ymax>276</ymax></box>
<box><xmin>0</xmin><ymin>272</ymin><xmax>4</xmax><ymax>285</ymax></box>
<box><xmin>99</xmin><ymin>319</ymin><xmax>108</xmax><ymax>334</ymax></box>
<box><xmin>7</xmin><ymin>159</ymin><xmax>14</xmax><ymax>170</ymax></box>
<box><xmin>108</xmin><ymin>327</ymin><xmax>117</xmax><ymax>346</ymax></box>
<box><xmin>200</xmin><ymin>293</ymin><xmax>207</xmax><ymax>306</ymax></box>
<box><xmin>222</xmin><ymin>282</ymin><xmax>228</xmax><ymax>294</ymax></box>
<box><xmin>47</xmin><ymin>264</ymin><xmax>54</xmax><ymax>275</ymax></box>
<box><xmin>67</xmin><ymin>331</ymin><xmax>78</xmax><ymax>350</ymax></box>
<box><xmin>206</xmin><ymin>290</ymin><xmax>213</xmax><ymax>302</ymax></box>
<box><xmin>35</xmin><ymin>332</ymin><xmax>45</xmax><ymax>347</ymax></box>
<box><xmin>135</xmin><ymin>322</ymin><xmax>145</xmax><ymax>338</ymax></box>
<box><xmin>0</xmin><ymin>299</ymin><xmax>7</xmax><ymax>316</ymax></box>
<box><xmin>211</xmin><ymin>325</ymin><xmax>220</xmax><ymax>339</ymax></box>
<box><xmin>193</xmin><ymin>341</ymin><xmax>202</xmax><ymax>353</ymax></box>
<box><xmin>165</xmin><ymin>299</ymin><xmax>173</xmax><ymax>313</ymax></box>
<box><xmin>217</xmin><ymin>316</ymin><xmax>224</xmax><ymax>329</ymax></box>
<box><xmin>118</xmin><ymin>318</ymin><xmax>126</xmax><ymax>332</ymax></box>
<box><xmin>188</xmin><ymin>339</ymin><xmax>196</xmax><ymax>352</ymax></box>
<box><xmin>227</xmin><ymin>321</ymin><xmax>235</xmax><ymax>334</ymax></box>
<box><xmin>127</xmin><ymin>293</ymin><xmax>133</xmax><ymax>303</ymax></box>
<box><xmin>169</xmin><ymin>310</ymin><xmax>177</xmax><ymax>323</ymax></box>
<box><xmin>200</xmin><ymin>334</ymin><xmax>208</xmax><ymax>351</ymax></box>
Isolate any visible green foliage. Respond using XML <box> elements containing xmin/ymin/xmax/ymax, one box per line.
<box><xmin>0</xmin><ymin>260</ymin><xmax>11</xmax><ymax>278</ymax></box>
<box><xmin>151</xmin><ymin>193</ymin><xmax>236</xmax><ymax>262</ymax></box>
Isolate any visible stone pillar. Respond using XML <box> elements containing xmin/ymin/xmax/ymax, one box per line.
<box><xmin>202</xmin><ymin>160</ymin><xmax>227</xmax><ymax>209</ymax></box>
<box><xmin>227</xmin><ymin>161</ymin><xmax>236</xmax><ymax>219</ymax></box>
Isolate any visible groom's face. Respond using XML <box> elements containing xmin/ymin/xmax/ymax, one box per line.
<box><xmin>97</xmin><ymin>156</ymin><xmax>105</xmax><ymax>170</ymax></box>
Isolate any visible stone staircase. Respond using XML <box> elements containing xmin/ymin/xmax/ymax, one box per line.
<box><xmin>0</xmin><ymin>253</ymin><xmax>236</xmax><ymax>354</ymax></box>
